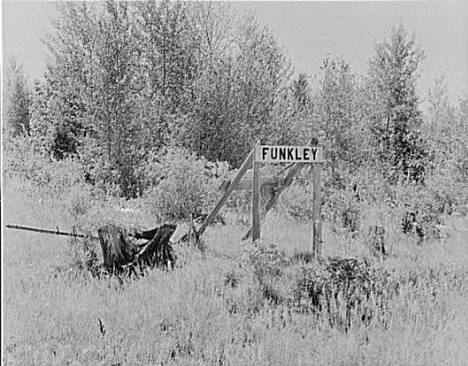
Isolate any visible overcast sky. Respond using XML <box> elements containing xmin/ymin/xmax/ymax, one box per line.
<box><xmin>3</xmin><ymin>1</ymin><xmax>468</xmax><ymax>110</ymax></box>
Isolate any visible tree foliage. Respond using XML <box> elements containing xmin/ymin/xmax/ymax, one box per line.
<box><xmin>30</xmin><ymin>1</ymin><xmax>298</xmax><ymax>196</ymax></box>
<box><xmin>368</xmin><ymin>25</ymin><xmax>427</xmax><ymax>183</ymax></box>
<box><xmin>4</xmin><ymin>2</ymin><xmax>467</xmax><ymax>208</ymax></box>
<box><xmin>314</xmin><ymin>57</ymin><xmax>363</xmax><ymax>188</ymax></box>
<box><xmin>3</xmin><ymin>58</ymin><xmax>31</xmax><ymax>137</ymax></box>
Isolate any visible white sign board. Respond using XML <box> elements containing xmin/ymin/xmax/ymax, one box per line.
<box><xmin>255</xmin><ymin>145</ymin><xmax>323</xmax><ymax>163</ymax></box>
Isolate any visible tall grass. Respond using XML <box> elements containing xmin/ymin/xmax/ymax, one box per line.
<box><xmin>3</xmin><ymin>177</ymin><xmax>468</xmax><ymax>366</ymax></box>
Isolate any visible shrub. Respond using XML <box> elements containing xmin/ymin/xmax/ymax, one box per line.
<box><xmin>241</xmin><ymin>240</ymin><xmax>290</xmax><ymax>283</ymax></box>
<box><xmin>3</xmin><ymin>134</ymin><xmax>51</xmax><ymax>182</ymax></box>
<box><xmin>279</xmin><ymin>183</ymin><xmax>314</xmax><ymax>221</ymax></box>
<box><xmin>143</xmin><ymin>147</ymin><xmax>229</xmax><ymax>221</ymax></box>
<box><xmin>393</xmin><ymin>182</ymin><xmax>447</xmax><ymax>240</ymax></box>
<box><xmin>293</xmin><ymin>257</ymin><xmax>396</xmax><ymax>329</ymax></box>
<box><xmin>324</xmin><ymin>187</ymin><xmax>361</xmax><ymax>234</ymax></box>
<box><xmin>424</xmin><ymin>173</ymin><xmax>468</xmax><ymax>215</ymax></box>
<box><xmin>4</xmin><ymin>134</ymin><xmax>96</xmax><ymax>225</ymax></box>
<box><xmin>239</xmin><ymin>241</ymin><xmax>293</xmax><ymax>305</ymax></box>
<box><xmin>279</xmin><ymin>168</ymin><xmax>364</xmax><ymax>227</ymax></box>
<box><xmin>5</xmin><ymin>134</ymin><xmax>85</xmax><ymax>190</ymax></box>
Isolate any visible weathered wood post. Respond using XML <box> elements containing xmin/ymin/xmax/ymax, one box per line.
<box><xmin>242</xmin><ymin>162</ymin><xmax>303</xmax><ymax>241</ymax></box>
<box><xmin>188</xmin><ymin>139</ymin><xmax>324</xmax><ymax>257</ymax></box>
<box><xmin>252</xmin><ymin>140</ymin><xmax>262</xmax><ymax>241</ymax></box>
<box><xmin>311</xmin><ymin>138</ymin><xmax>323</xmax><ymax>259</ymax></box>
<box><xmin>196</xmin><ymin>148</ymin><xmax>255</xmax><ymax>238</ymax></box>
<box><xmin>312</xmin><ymin>163</ymin><xmax>323</xmax><ymax>259</ymax></box>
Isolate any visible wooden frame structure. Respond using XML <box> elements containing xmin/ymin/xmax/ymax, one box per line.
<box><xmin>192</xmin><ymin>139</ymin><xmax>324</xmax><ymax>259</ymax></box>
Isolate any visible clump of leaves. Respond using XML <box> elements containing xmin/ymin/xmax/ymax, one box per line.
<box><xmin>240</xmin><ymin>241</ymin><xmax>290</xmax><ymax>283</ymax></box>
<box><xmin>279</xmin><ymin>183</ymin><xmax>314</xmax><ymax>221</ymax></box>
<box><xmin>395</xmin><ymin>183</ymin><xmax>445</xmax><ymax>240</ymax></box>
<box><xmin>239</xmin><ymin>241</ymin><xmax>291</xmax><ymax>305</ymax></box>
<box><xmin>293</xmin><ymin>257</ymin><xmax>396</xmax><ymax>329</ymax></box>
<box><xmin>143</xmin><ymin>147</ymin><xmax>228</xmax><ymax>221</ymax></box>
<box><xmin>324</xmin><ymin>186</ymin><xmax>362</xmax><ymax>235</ymax></box>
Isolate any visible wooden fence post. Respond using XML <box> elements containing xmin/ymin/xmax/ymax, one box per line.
<box><xmin>252</xmin><ymin>140</ymin><xmax>261</xmax><ymax>241</ymax></box>
<box><xmin>242</xmin><ymin>162</ymin><xmax>303</xmax><ymax>241</ymax></box>
<box><xmin>312</xmin><ymin>162</ymin><xmax>323</xmax><ymax>259</ymax></box>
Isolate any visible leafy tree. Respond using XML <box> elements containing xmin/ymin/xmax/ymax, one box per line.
<box><xmin>44</xmin><ymin>1</ymin><xmax>99</xmax><ymax>159</ymax></box>
<box><xmin>3</xmin><ymin>58</ymin><xmax>31</xmax><ymax>137</ymax></box>
<box><xmin>424</xmin><ymin>78</ymin><xmax>468</xmax><ymax>185</ymax></box>
<box><xmin>427</xmin><ymin>77</ymin><xmax>454</xmax><ymax>135</ymax></box>
<box><xmin>233</xmin><ymin>13</ymin><xmax>293</xmax><ymax>149</ymax></box>
<box><xmin>136</xmin><ymin>1</ymin><xmax>198</xmax><ymax>112</ymax></box>
<box><xmin>44</xmin><ymin>1</ymin><xmax>147</xmax><ymax>196</ymax></box>
<box><xmin>91</xmin><ymin>0</ymin><xmax>143</xmax><ymax>197</ymax></box>
<box><xmin>269</xmin><ymin>84</ymin><xmax>305</xmax><ymax>147</ymax></box>
<box><xmin>368</xmin><ymin>25</ymin><xmax>427</xmax><ymax>183</ymax></box>
<box><xmin>292</xmin><ymin>73</ymin><xmax>312</xmax><ymax>114</ymax></box>
<box><xmin>29</xmin><ymin>79</ymin><xmax>55</xmax><ymax>151</ymax></box>
<box><xmin>425</xmin><ymin>77</ymin><xmax>457</xmax><ymax>174</ymax></box>
<box><xmin>185</xmin><ymin>12</ymin><xmax>293</xmax><ymax>167</ymax></box>
<box><xmin>314</xmin><ymin>57</ymin><xmax>362</xmax><ymax>188</ymax></box>
<box><xmin>176</xmin><ymin>2</ymin><xmax>236</xmax><ymax>162</ymax></box>
<box><xmin>450</xmin><ymin>96</ymin><xmax>468</xmax><ymax>182</ymax></box>
<box><xmin>287</xmin><ymin>72</ymin><xmax>315</xmax><ymax>144</ymax></box>
<box><xmin>421</xmin><ymin>83</ymin><xmax>468</xmax><ymax>214</ymax></box>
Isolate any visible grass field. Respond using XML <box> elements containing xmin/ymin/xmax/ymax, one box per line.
<box><xmin>3</xmin><ymin>178</ymin><xmax>468</xmax><ymax>366</ymax></box>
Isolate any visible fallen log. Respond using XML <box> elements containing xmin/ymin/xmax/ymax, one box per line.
<box><xmin>5</xmin><ymin>223</ymin><xmax>156</xmax><ymax>241</ymax></box>
<box><xmin>6</xmin><ymin>223</ymin><xmax>97</xmax><ymax>239</ymax></box>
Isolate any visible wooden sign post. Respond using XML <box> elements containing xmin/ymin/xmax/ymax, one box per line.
<box><xmin>252</xmin><ymin>140</ymin><xmax>262</xmax><ymax>241</ymax></box>
<box><xmin>242</xmin><ymin>162</ymin><xmax>301</xmax><ymax>241</ymax></box>
<box><xmin>312</xmin><ymin>162</ymin><xmax>323</xmax><ymax>259</ymax></box>
<box><xmin>252</xmin><ymin>141</ymin><xmax>324</xmax><ymax>259</ymax></box>
<box><xmin>190</xmin><ymin>139</ymin><xmax>324</xmax><ymax>260</ymax></box>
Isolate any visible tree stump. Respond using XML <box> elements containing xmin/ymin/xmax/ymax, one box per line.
<box><xmin>98</xmin><ymin>223</ymin><xmax>176</xmax><ymax>274</ymax></box>
<box><xmin>402</xmin><ymin>211</ymin><xmax>424</xmax><ymax>243</ymax></box>
<box><xmin>367</xmin><ymin>225</ymin><xmax>386</xmax><ymax>257</ymax></box>
<box><xmin>342</xmin><ymin>207</ymin><xmax>360</xmax><ymax>236</ymax></box>
<box><xmin>98</xmin><ymin>224</ymin><xmax>137</xmax><ymax>272</ymax></box>
<box><xmin>135</xmin><ymin>223</ymin><xmax>177</xmax><ymax>270</ymax></box>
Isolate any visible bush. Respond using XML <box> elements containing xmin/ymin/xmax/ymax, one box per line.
<box><xmin>3</xmin><ymin>134</ymin><xmax>51</xmax><ymax>182</ymax></box>
<box><xmin>4</xmin><ymin>135</ymin><xmax>86</xmax><ymax>192</ymax></box>
<box><xmin>293</xmin><ymin>257</ymin><xmax>397</xmax><ymax>329</ymax></box>
<box><xmin>241</xmin><ymin>240</ymin><xmax>290</xmax><ymax>283</ymax></box>
<box><xmin>144</xmin><ymin>147</ymin><xmax>229</xmax><ymax>221</ymax></box>
<box><xmin>324</xmin><ymin>187</ymin><xmax>362</xmax><ymax>234</ymax></box>
<box><xmin>393</xmin><ymin>182</ymin><xmax>446</xmax><ymax>240</ymax></box>
<box><xmin>4</xmin><ymin>134</ymin><xmax>96</xmax><ymax>223</ymax></box>
<box><xmin>279</xmin><ymin>183</ymin><xmax>314</xmax><ymax>221</ymax></box>
<box><xmin>424</xmin><ymin>173</ymin><xmax>468</xmax><ymax>215</ymax></box>
<box><xmin>239</xmin><ymin>241</ymin><xmax>294</xmax><ymax>306</ymax></box>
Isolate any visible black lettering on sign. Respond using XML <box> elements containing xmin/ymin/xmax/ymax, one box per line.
<box><xmin>279</xmin><ymin>147</ymin><xmax>286</xmax><ymax>160</ymax></box>
<box><xmin>311</xmin><ymin>148</ymin><xmax>317</xmax><ymax>160</ymax></box>
<box><xmin>271</xmin><ymin>147</ymin><xmax>278</xmax><ymax>160</ymax></box>
<box><xmin>257</xmin><ymin>145</ymin><xmax>321</xmax><ymax>162</ymax></box>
